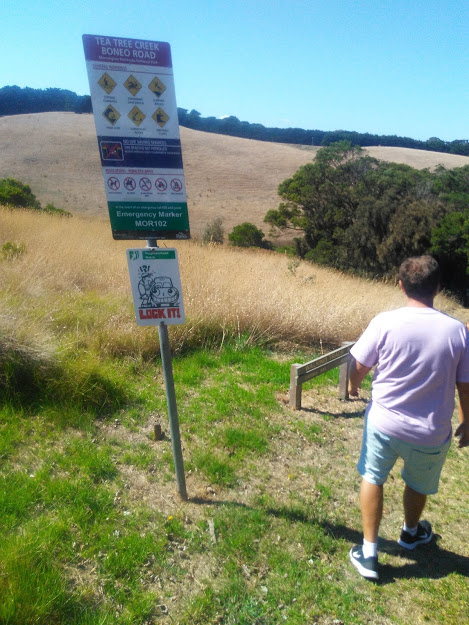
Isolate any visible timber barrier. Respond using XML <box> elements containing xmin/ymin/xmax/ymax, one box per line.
<box><xmin>289</xmin><ymin>342</ymin><xmax>355</xmax><ymax>410</ymax></box>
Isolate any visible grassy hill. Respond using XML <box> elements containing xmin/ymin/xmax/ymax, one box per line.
<box><xmin>1</xmin><ymin>207</ymin><xmax>468</xmax><ymax>624</ymax></box>
<box><xmin>1</xmin><ymin>112</ymin><xmax>469</xmax><ymax>237</ymax></box>
<box><xmin>1</xmin><ymin>115</ymin><xmax>469</xmax><ymax>624</ymax></box>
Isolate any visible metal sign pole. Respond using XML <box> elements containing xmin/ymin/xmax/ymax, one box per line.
<box><xmin>146</xmin><ymin>239</ymin><xmax>187</xmax><ymax>500</ymax></box>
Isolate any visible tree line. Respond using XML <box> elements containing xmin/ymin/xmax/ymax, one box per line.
<box><xmin>177</xmin><ymin>109</ymin><xmax>469</xmax><ymax>156</ymax></box>
<box><xmin>1</xmin><ymin>86</ymin><xmax>468</xmax><ymax>156</ymax></box>
<box><xmin>0</xmin><ymin>85</ymin><xmax>91</xmax><ymax>115</ymax></box>
<box><xmin>264</xmin><ymin>141</ymin><xmax>469</xmax><ymax>302</ymax></box>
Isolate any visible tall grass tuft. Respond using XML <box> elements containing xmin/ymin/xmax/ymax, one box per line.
<box><xmin>0</xmin><ymin>294</ymin><xmax>57</xmax><ymax>398</ymax></box>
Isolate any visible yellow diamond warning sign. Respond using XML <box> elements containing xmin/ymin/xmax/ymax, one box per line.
<box><xmin>124</xmin><ymin>75</ymin><xmax>142</xmax><ymax>96</ymax></box>
<box><xmin>98</xmin><ymin>73</ymin><xmax>117</xmax><ymax>94</ymax></box>
<box><xmin>103</xmin><ymin>104</ymin><xmax>121</xmax><ymax>126</ymax></box>
<box><xmin>148</xmin><ymin>77</ymin><xmax>166</xmax><ymax>97</ymax></box>
<box><xmin>152</xmin><ymin>107</ymin><xmax>169</xmax><ymax>127</ymax></box>
<box><xmin>128</xmin><ymin>106</ymin><xmax>146</xmax><ymax>126</ymax></box>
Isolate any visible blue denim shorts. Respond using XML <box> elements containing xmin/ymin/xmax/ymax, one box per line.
<box><xmin>357</xmin><ymin>420</ymin><xmax>451</xmax><ymax>495</ymax></box>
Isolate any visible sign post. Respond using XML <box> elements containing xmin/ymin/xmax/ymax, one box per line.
<box><xmin>158</xmin><ymin>319</ymin><xmax>187</xmax><ymax>499</ymax></box>
<box><xmin>83</xmin><ymin>34</ymin><xmax>190</xmax><ymax>498</ymax></box>
<box><xmin>127</xmin><ymin>241</ymin><xmax>187</xmax><ymax>499</ymax></box>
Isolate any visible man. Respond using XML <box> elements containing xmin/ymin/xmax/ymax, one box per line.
<box><xmin>348</xmin><ymin>255</ymin><xmax>469</xmax><ymax>581</ymax></box>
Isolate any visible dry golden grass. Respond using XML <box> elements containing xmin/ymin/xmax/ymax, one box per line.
<box><xmin>1</xmin><ymin>112</ymin><xmax>468</xmax><ymax>239</ymax></box>
<box><xmin>1</xmin><ymin>207</ymin><xmax>467</xmax><ymax>363</ymax></box>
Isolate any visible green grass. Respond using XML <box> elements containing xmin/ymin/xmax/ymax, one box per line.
<box><xmin>1</xmin><ymin>341</ymin><xmax>468</xmax><ymax>625</ymax></box>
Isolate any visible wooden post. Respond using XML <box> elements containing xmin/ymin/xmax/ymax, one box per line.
<box><xmin>339</xmin><ymin>342</ymin><xmax>351</xmax><ymax>400</ymax></box>
<box><xmin>289</xmin><ymin>364</ymin><xmax>302</xmax><ymax>410</ymax></box>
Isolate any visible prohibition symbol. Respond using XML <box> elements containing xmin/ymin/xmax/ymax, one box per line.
<box><xmin>107</xmin><ymin>177</ymin><xmax>120</xmax><ymax>190</ymax></box>
<box><xmin>155</xmin><ymin>178</ymin><xmax>167</xmax><ymax>192</ymax></box>
<box><xmin>148</xmin><ymin>77</ymin><xmax>166</xmax><ymax>97</ymax></box>
<box><xmin>128</xmin><ymin>106</ymin><xmax>145</xmax><ymax>126</ymax></box>
<box><xmin>100</xmin><ymin>141</ymin><xmax>123</xmax><ymax>160</ymax></box>
<box><xmin>139</xmin><ymin>177</ymin><xmax>152</xmax><ymax>192</ymax></box>
<box><xmin>103</xmin><ymin>104</ymin><xmax>120</xmax><ymax>126</ymax></box>
<box><xmin>124</xmin><ymin>177</ymin><xmax>136</xmax><ymax>191</ymax></box>
<box><xmin>98</xmin><ymin>73</ymin><xmax>117</xmax><ymax>94</ymax></box>
<box><xmin>125</xmin><ymin>75</ymin><xmax>142</xmax><ymax>96</ymax></box>
<box><xmin>171</xmin><ymin>178</ymin><xmax>183</xmax><ymax>192</ymax></box>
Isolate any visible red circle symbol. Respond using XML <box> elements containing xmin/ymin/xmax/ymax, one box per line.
<box><xmin>124</xmin><ymin>177</ymin><xmax>136</xmax><ymax>191</ymax></box>
<box><xmin>139</xmin><ymin>177</ymin><xmax>152</xmax><ymax>191</ymax></box>
<box><xmin>155</xmin><ymin>178</ymin><xmax>167</xmax><ymax>192</ymax></box>
<box><xmin>107</xmin><ymin>177</ymin><xmax>120</xmax><ymax>190</ymax></box>
<box><xmin>171</xmin><ymin>178</ymin><xmax>183</xmax><ymax>192</ymax></box>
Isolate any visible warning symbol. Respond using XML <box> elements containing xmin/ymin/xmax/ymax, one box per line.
<box><xmin>107</xmin><ymin>177</ymin><xmax>120</xmax><ymax>190</ymax></box>
<box><xmin>148</xmin><ymin>77</ymin><xmax>166</xmax><ymax>97</ymax></box>
<box><xmin>103</xmin><ymin>104</ymin><xmax>120</xmax><ymax>126</ymax></box>
<box><xmin>100</xmin><ymin>141</ymin><xmax>124</xmax><ymax>160</ymax></box>
<box><xmin>171</xmin><ymin>178</ymin><xmax>183</xmax><ymax>192</ymax></box>
<box><xmin>152</xmin><ymin>107</ymin><xmax>169</xmax><ymax>128</ymax></box>
<box><xmin>128</xmin><ymin>106</ymin><xmax>146</xmax><ymax>126</ymax></box>
<box><xmin>98</xmin><ymin>73</ymin><xmax>117</xmax><ymax>94</ymax></box>
<box><xmin>139</xmin><ymin>177</ymin><xmax>152</xmax><ymax>192</ymax></box>
<box><xmin>155</xmin><ymin>178</ymin><xmax>167</xmax><ymax>192</ymax></box>
<box><xmin>124</xmin><ymin>177</ymin><xmax>136</xmax><ymax>191</ymax></box>
<box><xmin>125</xmin><ymin>75</ymin><xmax>142</xmax><ymax>96</ymax></box>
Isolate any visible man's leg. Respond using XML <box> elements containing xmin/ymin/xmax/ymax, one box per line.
<box><xmin>403</xmin><ymin>484</ymin><xmax>426</xmax><ymax>527</ymax></box>
<box><xmin>398</xmin><ymin>483</ymin><xmax>432</xmax><ymax>549</ymax></box>
<box><xmin>397</xmin><ymin>437</ymin><xmax>450</xmax><ymax>550</ymax></box>
<box><xmin>350</xmin><ymin>422</ymin><xmax>393</xmax><ymax>579</ymax></box>
<box><xmin>349</xmin><ymin>478</ymin><xmax>382</xmax><ymax>579</ymax></box>
<box><xmin>360</xmin><ymin>478</ymin><xmax>383</xmax><ymax>543</ymax></box>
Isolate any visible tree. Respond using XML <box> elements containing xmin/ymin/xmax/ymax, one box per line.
<box><xmin>425</xmin><ymin>137</ymin><xmax>446</xmax><ymax>152</ymax></box>
<box><xmin>265</xmin><ymin>142</ymin><xmax>379</xmax><ymax>267</ymax></box>
<box><xmin>265</xmin><ymin>142</ymin><xmax>454</xmax><ymax>279</ymax></box>
<box><xmin>431</xmin><ymin>210</ymin><xmax>469</xmax><ymax>302</ymax></box>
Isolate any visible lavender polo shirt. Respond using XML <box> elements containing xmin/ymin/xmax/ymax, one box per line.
<box><xmin>351</xmin><ymin>307</ymin><xmax>469</xmax><ymax>446</ymax></box>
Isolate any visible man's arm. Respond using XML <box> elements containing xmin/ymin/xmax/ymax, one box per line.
<box><xmin>349</xmin><ymin>357</ymin><xmax>372</xmax><ymax>397</ymax></box>
<box><xmin>456</xmin><ymin>381</ymin><xmax>469</xmax><ymax>448</ymax></box>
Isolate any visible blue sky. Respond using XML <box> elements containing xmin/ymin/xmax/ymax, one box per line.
<box><xmin>2</xmin><ymin>0</ymin><xmax>468</xmax><ymax>141</ymax></box>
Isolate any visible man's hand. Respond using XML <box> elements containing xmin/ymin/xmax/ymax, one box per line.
<box><xmin>454</xmin><ymin>422</ymin><xmax>469</xmax><ymax>448</ymax></box>
<box><xmin>348</xmin><ymin>358</ymin><xmax>372</xmax><ymax>398</ymax></box>
<box><xmin>456</xmin><ymin>381</ymin><xmax>469</xmax><ymax>448</ymax></box>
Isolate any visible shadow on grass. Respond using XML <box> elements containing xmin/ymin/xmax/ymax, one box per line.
<box><xmin>376</xmin><ymin>534</ymin><xmax>469</xmax><ymax>583</ymax></box>
<box><xmin>2</xmin><ymin>357</ymin><xmax>137</xmax><ymax>427</ymax></box>
<box><xmin>317</xmin><ymin>520</ymin><xmax>469</xmax><ymax>582</ymax></box>
<box><xmin>189</xmin><ymin>496</ymin><xmax>469</xmax><ymax>582</ymax></box>
<box><xmin>300</xmin><ymin>406</ymin><xmax>366</xmax><ymax>420</ymax></box>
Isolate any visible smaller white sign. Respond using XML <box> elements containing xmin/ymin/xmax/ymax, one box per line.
<box><xmin>127</xmin><ymin>248</ymin><xmax>185</xmax><ymax>326</ymax></box>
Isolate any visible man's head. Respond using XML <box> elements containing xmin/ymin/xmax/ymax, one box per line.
<box><xmin>399</xmin><ymin>255</ymin><xmax>440</xmax><ymax>301</ymax></box>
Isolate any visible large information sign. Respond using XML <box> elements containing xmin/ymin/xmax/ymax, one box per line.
<box><xmin>83</xmin><ymin>34</ymin><xmax>190</xmax><ymax>240</ymax></box>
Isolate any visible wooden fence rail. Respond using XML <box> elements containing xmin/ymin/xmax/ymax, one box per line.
<box><xmin>289</xmin><ymin>342</ymin><xmax>355</xmax><ymax>410</ymax></box>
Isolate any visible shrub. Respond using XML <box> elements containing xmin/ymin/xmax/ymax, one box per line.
<box><xmin>0</xmin><ymin>178</ymin><xmax>71</xmax><ymax>216</ymax></box>
<box><xmin>202</xmin><ymin>217</ymin><xmax>224</xmax><ymax>244</ymax></box>
<box><xmin>228</xmin><ymin>222</ymin><xmax>272</xmax><ymax>249</ymax></box>
<box><xmin>1</xmin><ymin>242</ymin><xmax>26</xmax><ymax>261</ymax></box>
<box><xmin>43</xmin><ymin>203</ymin><xmax>72</xmax><ymax>217</ymax></box>
<box><xmin>0</xmin><ymin>178</ymin><xmax>41</xmax><ymax>209</ymax></box>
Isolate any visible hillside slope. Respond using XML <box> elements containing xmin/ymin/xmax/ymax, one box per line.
<box><xmin>1</xmin><ymin>112</ymin><xmax>468</xmax><ymax>236</ymax></box>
